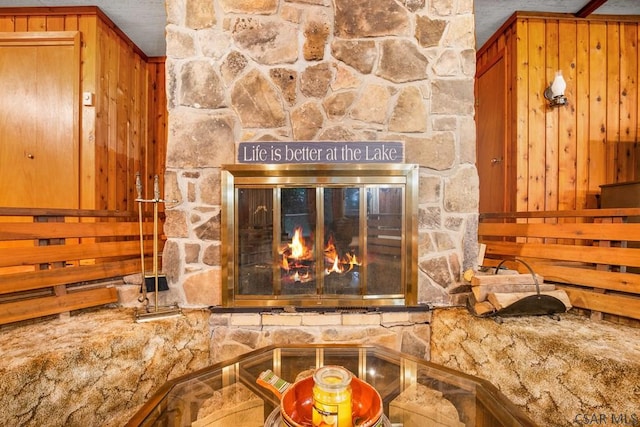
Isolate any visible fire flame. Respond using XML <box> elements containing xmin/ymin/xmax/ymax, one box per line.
<box><xmin>280</xmin><ymin>228</ymin><xmax>362</xmax><ymax>281</ymax></box>
<box><xmin>289</xmin><ymin>227</ymin><xmax>307</xmax><ymax>259</ymax></box>
<box><xmin>324</xmin><ymin>234</ymin><xmax>361</xmax><ymax>275</ymax></box>
<box><xmin>280</xmin><ymin>227</ymin><xmax>312</xmax><ymax>273</ymax></box>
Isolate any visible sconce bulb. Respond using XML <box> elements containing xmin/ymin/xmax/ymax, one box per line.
<box><xmin>544</xmin><ymin>70</ymin><xmax>568</xmax><ymax>107</ymax></box>
<box><xmin>551</xmin><ymin>70</ymin><xmax>566</xmax><ymax>98</ymax></box>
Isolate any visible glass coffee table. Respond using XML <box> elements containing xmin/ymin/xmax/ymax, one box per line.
<box><xmin>126</xmin><ymin>345</ymin><xmax>535</xmax><ymax>427</ymax></box>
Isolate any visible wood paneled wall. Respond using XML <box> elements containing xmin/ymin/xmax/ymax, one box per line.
<box><xmin>477</xmin><ymin>12</ymin><xmax>640</xmax><ymax>212</ymax></box>
<box><xmin>0</xmin><ymin>6</ymin><xmax>166</xmax><ymax>212</ymax></box>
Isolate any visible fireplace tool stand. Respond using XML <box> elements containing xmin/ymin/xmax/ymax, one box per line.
<box><xmin>135</xmin><ymin>173</ymin><xmax>182</xmax><ymax>322</ymax></box>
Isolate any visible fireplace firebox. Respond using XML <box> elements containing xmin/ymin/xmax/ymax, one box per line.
<box><xmin>221</xmin><ymin>164</ymin><xmax>418</xmax><ymax>308</ymax></box>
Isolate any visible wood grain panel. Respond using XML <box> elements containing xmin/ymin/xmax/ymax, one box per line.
<box><xmin>0</xmin><ymin>7</ymin><xmax>162</xmax><ymax>214</ymax></box>
<box><xmin>477</xmin><ymin>13</ymin><xmax>640</xmax><ymax>214</ymax></box>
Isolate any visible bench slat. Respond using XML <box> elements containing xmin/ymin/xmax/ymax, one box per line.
<box><xmin>0</xmin><ymin>221</ymin><xmax>153</xmax><ymax>241</ymax></box>
<box><xmin>479</xmin><ymin>222</ymin><xmax>640</xmax><ymax>241</ymax></box>
<box><xmin>0</xmin><ymin>286</ymin><xmax>118</xmax><ymax>325</ymax></box>
<box><xmin>0</xmin><ymin>258</ymin><xmax>147</xmax><ymax>294</ymax></box>
<box><xmin>522</xmin><ymin>262</ymin><xmax>640</xmax><ymax>294</ymax></box>
<box><xmin>482</xmin><ymin>241</ymin><xmax>640</xmax><ymax>267</ymax></box>
<box><xmin>0</xmin><ymin>240</ymin><xmax>154</xmax><ymax>268</ymax></box>
<box><xmin>559</xmin><ymin>286</ymin><xmax>640</xmax><ymax>321</ymax></box>
<box><xmin>480</xmin><ymin>207</ymin><xmax>640</xmax><ymax>219</ymax></box>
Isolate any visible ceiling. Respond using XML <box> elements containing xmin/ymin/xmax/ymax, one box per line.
<box><xmin>0</xmin><ymin>0</ymin><xmax>639</xmax><ymax>57</ymax></box>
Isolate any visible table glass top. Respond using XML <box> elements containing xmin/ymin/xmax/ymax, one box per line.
<box><xmin>127</xmin><ymin>345</ymin><xmax>534</xmax><ymax>427</ymax></box>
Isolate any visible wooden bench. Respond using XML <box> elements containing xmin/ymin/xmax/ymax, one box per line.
<box><xmin>478</xmin><ymin>208</ymin><xmax>640</xmax><ymax>322</ymax></box>
<box><xmin>0</xmin><ymin>207</ymin><xmax>159</xmax><ymax>325</ymax></box>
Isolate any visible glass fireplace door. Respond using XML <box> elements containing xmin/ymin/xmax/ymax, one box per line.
<box><xmin>222</xmin><ymin>164</ymin><xmax>418</xmax><ymax>308</ymax></box>
<box><xmin>234</xmin><ymin>185</ymin><xmax>405</xmax><ymax>303</ymax></box>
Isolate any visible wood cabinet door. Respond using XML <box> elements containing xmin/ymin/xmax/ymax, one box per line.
<box><xmin>0</xmin><ymin>32</ymin><xmax>80</xmax><ymax>208</ymax></box>
<box><xmin>476</xmin><ymin>54</ymin><xmax>507</xmax><ymax>213</ymax></box>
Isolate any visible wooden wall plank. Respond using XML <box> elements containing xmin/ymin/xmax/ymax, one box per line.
<box><xmin>558</xmin><ymin>21</ymin><xmax>578</xmax><ymax>211</ymax></box>
<box><xmin>78</xmin><ymin>15</ymin><xmax>97</xmax><ymax>210</ymax></box>
<box><xmin>506</xmin><ymin>23</ymin><xmax>518</xmax><ymax>213</ymax></box>
<box><xmin>527</xmin><ymin>20</ymin><xmax>546</xmax><ymax>212</ymax></box>
<box><xmin>27</xmin><ymin>15</ymin><xmax>45</xmax><ymax>31</ymax></box>
<box><xmin>545</xmin><ymin>20</ymin><xmax>560</xmax><ymax>213</ymax></box>
<box><xmin>150</xmin><ymin>58</ymin><xmax>168</xmax><ymax>210</ymax></box>
<box><xmin>0</xmin><ymin>16</ymin><xmax>14</xmax><ymax>31</ymax></box>
<box><xmin>515</xmin><ymin>17</ymin><xmax>529</xmax><ymax>212</ymax></box>
<box><xmin>575</xmin><ymin>21</ymin><xmax>592</xmax><ymax>209</ymax></box>
<box><xmin>0</xmin><ymin>8</ymin><xmax>159</xmax><ymax>215</ymax></box>
<box><xmin>116</xmin><ymin>39</ymin><xmax>132</xmax><ymax>211</ymax></box>
<box><xmin>106</xmin><ymin>23</ymin><xmax>118</xmax><ymax>211</ymax></box>
<box><xmin>619</xmin><ymin>23</ymin><xmax>639</xmax><ymax>182</ymax></box>
<box><xmin>588</xmin><ymin>22</ymin><xmax>608</xmax><ymax>206</ymax></box>
<box><xmin>64</xmin><ymin>14</ymin><xmax>79</xmax><ymax>31</ymax></box>
<box><xmin>46</xmin><ymin>15</ymin><xmax>65</xmax><ymax>31</ymax></box>
<box><xmin>606</xmin><ymin>22</ymin><xmax>621</xmax><ymax>184</ymax></box>
<box><xmin>14</xmin><ymin>15</ymin><xmax>27</xmax><ymax>31</ymax></box>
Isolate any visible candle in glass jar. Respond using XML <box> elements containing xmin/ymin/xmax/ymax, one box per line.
<box><xmin>312</xmin><ymin>366</ymin><xmax>353</xmax><ymax>427</ymax></box>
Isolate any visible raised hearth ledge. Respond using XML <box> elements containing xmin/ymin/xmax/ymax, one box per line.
<box><xmin>209</xmin><ymin>304</ymin><xmax>431</xmax><ymax>313</ymax></box>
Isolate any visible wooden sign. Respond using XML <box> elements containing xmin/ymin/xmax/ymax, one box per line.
<box><xmin>238</xmin><ymin>141</ymin><xmax>404</xmax><ymax>164</ymax></box>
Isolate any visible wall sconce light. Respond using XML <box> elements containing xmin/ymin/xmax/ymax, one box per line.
<box><xmin>544</xmin><ymin>70</ymin><xmax>568</xmax><ymax>107</ymax></box>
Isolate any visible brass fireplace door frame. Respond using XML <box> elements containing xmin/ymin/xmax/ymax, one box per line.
<box><xmin>220</xmin><ymin>163</ymin><xmax>419</xmax><ymax>308</ymax></box>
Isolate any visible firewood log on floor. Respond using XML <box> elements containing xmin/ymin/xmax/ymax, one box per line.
<box><xmin>487</xmin><ymin>290</ymin><xmax>573</xmax><ymax>312</ymax></box>
<box><xmin>468</xmin><ymin>270</ymin><xmax>571</xmax><ymax>316</ymax></box>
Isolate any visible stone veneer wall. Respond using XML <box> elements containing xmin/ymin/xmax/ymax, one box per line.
<box><xmin>159</xmin><ymin>0</ymin><xmax>478</xmax><ymax>309</ymax></box>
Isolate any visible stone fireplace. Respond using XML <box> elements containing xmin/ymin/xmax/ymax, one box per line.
<box><xmin>161</xmin><ymin>0</ymin><xmax>478</xmax><ymax>310</ymax></box>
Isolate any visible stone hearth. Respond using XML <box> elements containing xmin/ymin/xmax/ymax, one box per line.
<box><xmin>1</xmin><ymin>307</ymin><xmax>638</xmax><ymax>427</ymax></box>
<box><xmin>430</xmin><ymin>308</ymin><xmax>640</xmax><ymax>427</ymax></box>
